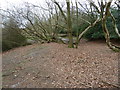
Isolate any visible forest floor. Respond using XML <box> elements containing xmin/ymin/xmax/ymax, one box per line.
<box><xmin>2</xmin><ymin>40</ymin><xmax>120</xmax><ymax>88</ymax></box>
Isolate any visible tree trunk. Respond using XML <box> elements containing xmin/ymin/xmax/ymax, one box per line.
<box><xmin>109</xmin><ymin>10</ymin><xmax>120</xmax><ymax>38</ymax></box>
<box><xmin>75</xmin><ymin>1</ymin><xmax>79</xmax><ymax>48</ymax></box>
<box><xmin>102</xmin><ymin>16</ymin><xmax>120</xmax><ymax>51</ymax></box>
<box><xmin>78</xmin><ymin>18</ymin><xmax>101</xmax><ymax>42</ymax></box>
<box><xmin>101</xmin><ymin>0</ymin><xmax>120</xmax><ymax>52</ymax></box>
<box><xmin>66</xmin><ymin>1</ymin><xmax>74</xmax><ymax>48</ymax></box>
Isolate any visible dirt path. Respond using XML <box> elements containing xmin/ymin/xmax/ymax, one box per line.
<box><xmin>2</xmin><ymin>40</ymin><xmax>120</xmax><ymax>88</ymax></box>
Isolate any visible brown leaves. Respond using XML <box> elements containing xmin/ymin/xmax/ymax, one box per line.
<box><xmin>2</xmin><ymin>42</ymin><xmax>119</xmax><ymax>88</ymax></box>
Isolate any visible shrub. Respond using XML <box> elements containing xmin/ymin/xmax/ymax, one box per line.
<box><xmin>2</xmin><ymin>18</ymin><xmax>27</xmax><ymax>51</ymax></box>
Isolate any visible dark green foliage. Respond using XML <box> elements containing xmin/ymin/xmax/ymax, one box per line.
<box><xmin>2</xmin><ymin>18</ymin><xmax>27</xmax><ymax>51</ymax></box>
<box><xmin>79</xmin><ymin>8</ymin><xmax>120</xmax><ymax>40</ymax></box>
<box><xmin>59</xmin><ymin>29</ymin><xmax>67</xmax><ymax>34</ymax></box>
<box><xmin>72</xmin><ymin>22</ymin><xmax>88</xmax><ymax>37</ymax></box>
<box><xmin>83</xmin><ymin>22</ymin><xmax>104</xmax><ymax>40</ymax></box>
<box><xmin>2</xmin><ymin>29</ymin><xmax>27</xmax><ymax>51</ymax></box>
<box><xmin>112</xmin><ymin>7</ymin><xmax>120</xmax><ymax>35</ymax></box>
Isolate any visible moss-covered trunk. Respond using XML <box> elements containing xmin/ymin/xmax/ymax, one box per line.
<box><xmin>101</xmin><ymin>1</ymin><xmax>120</xmax><ymax>52</ymax></box>
<box><xmin>66</xmin><ymin>1</ymin><xmax>74</xmax><ymax>48</ymax></box>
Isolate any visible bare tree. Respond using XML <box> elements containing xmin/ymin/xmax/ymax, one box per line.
<box><xmin>88</xmin><ymin>0</ymin><xmax>120</xmax><ymax>51</ymax></box>
<box><xmin>54</xmin><ymin>0</ymin><xmax>74</xmax><ymax>48</ymax></box>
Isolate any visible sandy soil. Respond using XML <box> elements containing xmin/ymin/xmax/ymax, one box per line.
<box><xmin>2</xmin><ymin>40</ymin><xmax>120</xmax><ymax>88</ymax></box>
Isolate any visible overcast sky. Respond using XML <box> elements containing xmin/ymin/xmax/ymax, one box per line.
<box><xmin>0</xmin><ymin>0</ymin><xmax>88</xmax><ymax>10</ymax></box>
<box><xmin>1</xmin><ymin>0</ymin><xmax>45</xmax><ymax>9</ymax></box>
<box><xmin>1</xmin><ymin>0</ymin><xmax>115</xmax><ymax>10</ymax></box>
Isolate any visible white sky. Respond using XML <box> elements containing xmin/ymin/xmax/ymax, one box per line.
<box><xmin>0</xmin><ymin>0</ymin><xmax>86</xmax><ymax>10</ymax></box>
<box><xmin>0</xmin><ymin>0</ymin><xmax>115</xmax><ymax>10</ymax></box>
<box><xmin>0</xmin><ymin>0</ymin><xmax>47</xmax><ymax>9</ymax></box>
